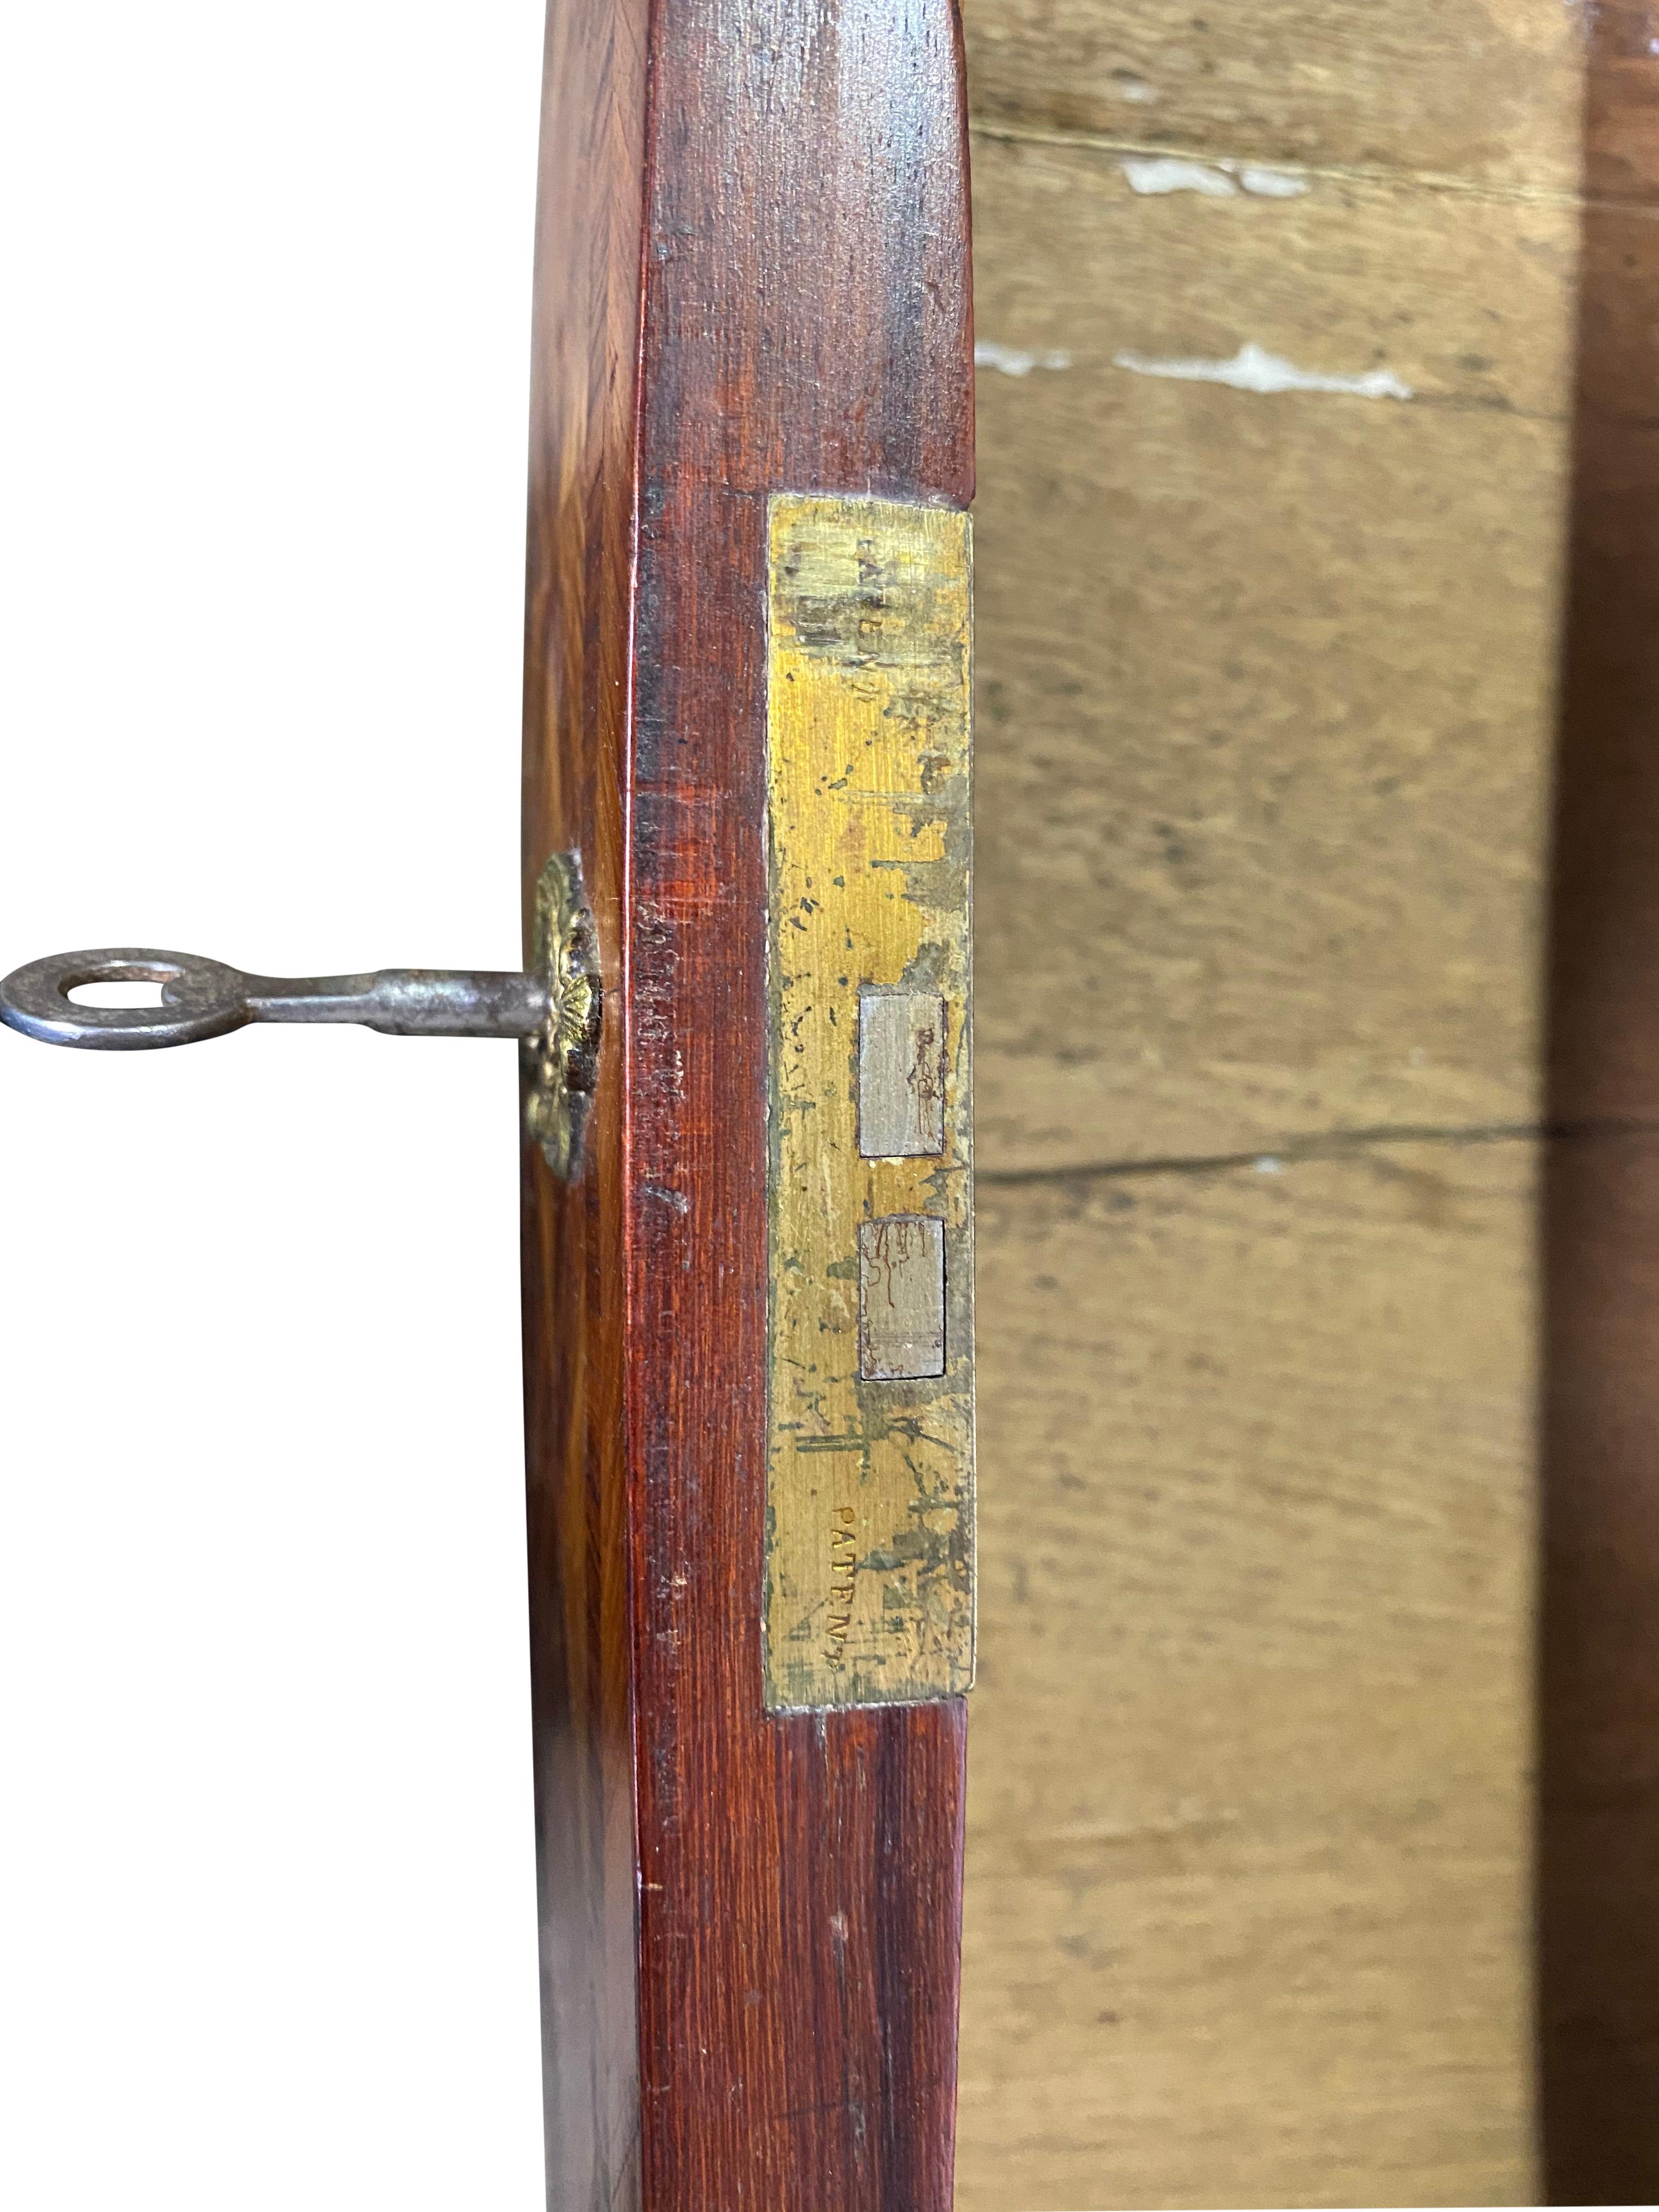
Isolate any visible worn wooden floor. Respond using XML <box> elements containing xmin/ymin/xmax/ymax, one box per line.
<box><xmin>955</xmin><ymin>2</ymin><xmax>1584</xmax><ymax>2203</ymax></box>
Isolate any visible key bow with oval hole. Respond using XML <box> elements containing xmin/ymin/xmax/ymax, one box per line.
<box><xmin>0</xmin><ymin>850</ymin><xmax>602</xmax><ymax>1180</ymax></box>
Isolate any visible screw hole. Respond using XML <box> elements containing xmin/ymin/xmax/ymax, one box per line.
<box><xmin>67</xmin><ymin>980</ymin><xmax>168</xmax><ymax>1008</ymax></box>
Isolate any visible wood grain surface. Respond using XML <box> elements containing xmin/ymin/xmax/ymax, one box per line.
<box><xmin>964</xmin><ymin>0</ymin><xmax>1580</xmax><ymax>190</ymax></box>
<box><xmin>519</xmin><ymin>1</ymin><xmax>647</xmax><ymax>2202</ymax></box>
<box><xmin>627</xmin><ymin>7</ymin><xmax>970</xmax><ymax>2200</ymax></box>
<box><xmin>962</xmin><ymin>1145</ymin><xmax>1536</xmax><ymax>2210</ymax></box>
<box><xmin>521</xmin><ymin>3</ymin><xmax>975</xmax><ymax>2207</ymax></box>
<box><xmin>953</xmin><ymin>0</ymin><xmax>1595</xmax><ymax>2201</ymax></box>
<box><xmin>968</xmin><ymin>131</ymin><xmax>1571</xmax><ymax>1176</ymax></box>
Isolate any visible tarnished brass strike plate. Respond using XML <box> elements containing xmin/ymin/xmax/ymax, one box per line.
<box><xmin>764</xmin><ymin>493</ymin><xmax>974</xmax><ymax>1712</ymax></box>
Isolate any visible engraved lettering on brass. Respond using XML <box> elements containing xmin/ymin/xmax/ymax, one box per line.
<box><xmin>859</xmin><ymin>1215</ymin><xmax>946</xmax><ymax>1380</ymax></box>
<box><xmin>826</xmin><ymin>1506</ymin><xmax>857</xmax><ymax>1672</ymax></box>
<box><xmin>858</xmin><ymin>989</ymin><xmax>947</xmax><ymax>1158</ymax></box>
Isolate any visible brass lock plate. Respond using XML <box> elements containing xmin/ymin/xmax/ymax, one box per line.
<box><xmin>764</xmin><ymin>493</ymin><xmax>974</xmax><ymax>1712</ymax></box>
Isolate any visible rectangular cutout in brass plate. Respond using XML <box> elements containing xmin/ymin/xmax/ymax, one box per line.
<box><xmin>764</xmin><ymin>492</ymin><xmax>974</xmax><ymax>1712</ymax></box>
<box><xmin>858</xmin><ymin>989</ymin><xmax>947</xmax><ymax>1158</ymax></box>
<box><xmin>859</xmin><ymin>1216</ymin><xmax>946</xmax><ymax>1380</ymax></box>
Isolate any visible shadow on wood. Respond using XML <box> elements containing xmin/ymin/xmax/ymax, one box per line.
<box><xmin>1542</xmin><ymin>5</ymin><xmax>1659</xmax><ymax>2199</ymax></box>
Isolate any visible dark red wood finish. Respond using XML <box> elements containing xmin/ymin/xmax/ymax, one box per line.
<box><xmin>519</xmin><ymin>2</ymin><xmax>648</xmax><ymax>2205</ymax></box>
<box><xmin>521</xmin><ymin>4</ymin><xmax>974</xmax><ymax>2206</ymax></box>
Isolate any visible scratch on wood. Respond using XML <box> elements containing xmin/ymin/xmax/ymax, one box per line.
<box><xmin>1114</xmin><ymin>339</ymin><xmax>1412</xmax><ymax>399</ymax></box>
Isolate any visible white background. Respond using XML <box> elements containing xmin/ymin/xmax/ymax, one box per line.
<box><xmin>0</xmin><ymin>4</ymin><xmax>549</xmax><ymax>2203</ymax></box>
